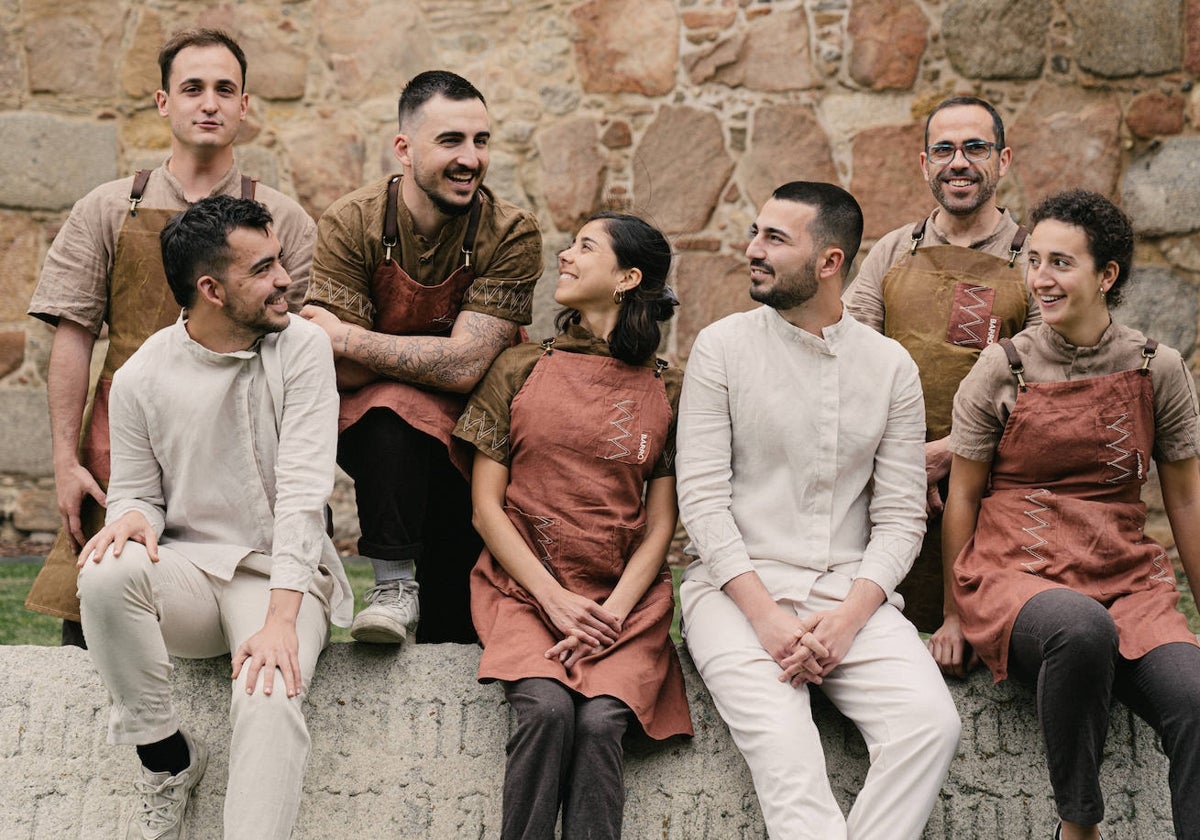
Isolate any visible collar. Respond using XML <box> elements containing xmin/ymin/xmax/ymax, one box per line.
<box><xmin>158</xmin><ymin>158</ymin><xmax>241</xmax><ymax>205</ymax></box>
<box><xmin>175</xmin><ymin>313</ymin><xmax>262</xmax><ymax>363</ymax></box>
<box><xmin>927</xmin><ymin>206</ymin><xmax>1017</xmax><ymax>250</ymax></box>
<box><xmin>1037</xmin><ymin>320</ymin><xmax>1119</xmax><ymax>359</ymax></box>
<box><xmin>762</xmin><ymin>305</ymin><xmax>854</xmax><ymax>355</ymax></box>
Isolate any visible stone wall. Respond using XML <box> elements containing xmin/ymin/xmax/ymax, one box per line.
<box><xmin>2</xmin><ymin>0</ymin><xmax>1200</xmax><ymax>545</ymax></box>
<box><xmin>0</xmin><ymin>644</ymin><xmax>1175</xmax><ymax>839</ymax></box>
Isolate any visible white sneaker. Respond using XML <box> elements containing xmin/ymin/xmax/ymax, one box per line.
<box><xmin>350</xmin><ymin>579</ymin><xmax>420</xmax><ymax>643</ymax></box>
<box><xmin>126</xmin><ymin>731</ymin><xmax>208</xmax><ymax>840</ymax></box>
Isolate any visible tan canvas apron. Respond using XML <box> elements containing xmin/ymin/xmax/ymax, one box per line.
<box><xmin>26</xmin><ymin>171</ymin><xmax>256</xmax><ymax>620</ymax></box>
<box><xmin>954</xmin><ymin>338</ymin><xmax>1198</xmax><ymax>681</ymax></box>
<box><xmin>336</xmin><ymin>175</ymin><xmax>483</xmax><ymax>478</ymax></box>
<box><xmin>885</xmin><ymin>221</ymin><xmax>1030</xmax><ymax>632</ymax></box>
<box><xmin>469</xmin><ymin>343</ymin><xmax>692</xmax><ymax>740</ymax></box>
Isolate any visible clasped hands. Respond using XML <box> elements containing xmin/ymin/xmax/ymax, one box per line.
<box><xmin>540</xmin><ymin>587</ymin><xmax>623</xmax><ymax>672</ymax></box>
<box><xmin>758</xmin><ymin>608</ymin><xmax>858</xmax><ymax>688</ymax></box>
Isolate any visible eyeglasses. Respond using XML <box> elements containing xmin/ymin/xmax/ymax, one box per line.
<box><xmin>925</xmin><ymin>140</ymin><xmax>998</xmax><ymax>165</ymax></box>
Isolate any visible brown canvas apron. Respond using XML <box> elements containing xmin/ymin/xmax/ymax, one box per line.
<box><xmin>337</xmin><ymin>175</ymin><xmax>482</xmax><ymax>478</ymax></box>
<box><xmin>884</xmin><ymin>220</ymin><xmax>1029</xmax><ymax>632</ymax></box>
<box><xmin>26</xmin><ymin>171</ymin><xmax>256</xmax><ymax>620</ymax></box>
<box><xmin>469</xmin><ymin>343</ymin><xmax>692</xmax><ymax>740</ymax></box>
<box><xmin>954</xmin><ymin>338</ymin><xmax>1198</xmax><ymax>681</ymax></box>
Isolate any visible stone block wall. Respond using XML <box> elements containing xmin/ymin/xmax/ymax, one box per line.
<box><xmin>2</xmin><ymin>0</ymin><xmax>1200</xmax><ymax>546</ymax></box>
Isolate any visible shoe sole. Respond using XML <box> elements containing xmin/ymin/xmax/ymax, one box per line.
<box><xmin>350</xmin><ymin>616</ymin><xmax>410</xmax><ymax>644</ymax></box>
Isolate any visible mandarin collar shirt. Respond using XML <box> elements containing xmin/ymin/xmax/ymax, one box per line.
<box><xmin>105</xmin><ymin>314</ymin><xmax>352</xmax><ymax>625</ymax></box>
<box><xmin>677</xmin><ymin>305</ymin><xmax>927</xmax><ymax>604</ymax></box>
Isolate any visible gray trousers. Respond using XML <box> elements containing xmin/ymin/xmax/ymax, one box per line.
<box><xmin>501</xmin><ymin>678</ymin><xmax>634</xmax><ymax>840</ymax></box>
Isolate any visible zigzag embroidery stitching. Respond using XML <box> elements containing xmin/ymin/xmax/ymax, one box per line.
<box><xmin>307</xmin><ymin>277</ymin><xmax>374</xmax><ymax>321</ymax></box>
<box><xmin>1020</xmin><ymin>488</ymin><xmax>1052</xmax><ymax>574</ymax></box>
<box><xmin>604</xmin><ymin>400</ymin><xmax>635</xmax><ymax>460</ymax></box>
<box><xmin>1149</xmin><ymin>546</ymin><xmax>1173</xmax><ymax>583</ymax></box>
<box><xmin>1103</xmin><ymin>413</ymin><xmax>1135</xmax><ymax>484</ymax></box>
<box><xmin>952</xmin><ymin>285</ymin><xmax>989</xmax><ymax>346</ymax></box>
<box><xmin>458</xmin><ymin>405</ymin><xmax>508</xmax><ymax>453</ymax></box>
<box><xmin>463</xmin><ymin>283</ymin><xmax>534</xmax><ymax>313</ymax></box>
<box><xmin>531</xmin><ymin>515</ymin><xmax>555</xmax><ymax>563</ymax></box>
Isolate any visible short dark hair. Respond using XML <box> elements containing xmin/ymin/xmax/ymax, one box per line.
<box><xmin>924</xmin><ymin>95</ymin><xmax>1006</xmax><ymax>150</ymax></box>
<box><xmin>160</xmin><ymin>196</ymin><xmax>274</xmax><ymax>308</ymax></box>
<box><xmin>1030</xmin><ymin>189</ymin><xmax>1134</xmax><ymax>307</ymax></box>
<box><xmin>770</xmin><ymin>181</ymin><xmax>864</xmax><ymax>276</ymax></box>
<box><xmin>397</xmin><ymin>70</ymin><xmax>486</xmax><ymax>130</ymax></box>
<box><xmin>158</xmin><ymin>29</ymin><xmax>247</xmax><ymax>92</ymax></box>
<box><xmin>555</xmin><ymin>212</ymin><xmax>678</xmax><ymax>366</ymax></box>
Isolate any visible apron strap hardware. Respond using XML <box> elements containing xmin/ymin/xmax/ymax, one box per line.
<box><xmin>1008</xmin><ymin>226</ymin><xmax>1030</xmax><ymax>268</ymax></box>
<box><xmin>1000</xmin><ymin>338</ymin><xmax>1027</xmax><ymax>392</ymax></box>
<box><xmin>653</xmin><ymin>358</ymin><xmax>669</xmax><ymax>378</ymax></box>
<box><xmin>461</xmin><ymin>195</ymin><xmax>482</xmax><ymax>270</ymax></box>
<box><xmin>1140</xmin><ymin>338</ymin><xmax>1159</xmax><ymax>374</ymax></box>
<box><xmin>128</xmin><ymin>169</ymin><xmax>152</xmax><ymax>216</ymax></box>
<box><xmin>540</xmin><ymin>337</ymin><xmax>556</xmax><ymax>355</ymax></box>
<box><xmin>382</xmin><ymin>175</ymin><xmax>402</xmax><ymax>263</ymax></box>
<box><xmin>908</xmin><ymin>218</ymin><xmax>927</xmax><ymax>255</ymax></box>
<box><xmin>240</xmin><ymin>175</ymin><xmax>258</xmax><ymax>200</ymax></box>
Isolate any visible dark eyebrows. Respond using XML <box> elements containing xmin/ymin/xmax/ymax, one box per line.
<box><xmin>176</xmin><ymin>76</ymin><xmax>240</xmax><ymax>90</ymax></box>
<box><xmin>247</xmin><ymin>251</ymin><xmax>280</xmax><ymax>274</ymax></box>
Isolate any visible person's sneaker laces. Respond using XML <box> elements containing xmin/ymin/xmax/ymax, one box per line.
<box><xmin>126</xmin><ymin>731</ymin><xmax>208</xmax><ymax>840</ymax></box>
<box><xmin>350</xmin><ymin>579</ymin><xmax>420</xmax><ymax>644</ymax></box>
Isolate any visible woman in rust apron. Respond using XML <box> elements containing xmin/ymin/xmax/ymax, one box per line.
<box><xmin>943</xmin><ymin>191</ymin><xmax>1200</xmax><ymax>840</ymax></box>
<box><xmin>453</xmin><ymin>213</ymin><xmax>692</xmax><ymax>840</ymax></box>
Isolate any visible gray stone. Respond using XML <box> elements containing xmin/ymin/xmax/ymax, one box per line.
<box><xmin>0</xmin><ymin>113</ymin><xmax>118</xmax><ymax>210</ymax></box>
<box><xmin>736</xmin><ymin>104</ymin><xmax>838</xmax><ymax>212</ymax></box>
<box><xmin>1117</xmin><ymin>266</ymin><xmax>1198</xmax><ymax>358</ymax></box>
<box><xmin>0</xmin><ymin>389</ymin><xmax>52</xmax><ymax>476</ymax></box>
<box><xmin>942</xmin><ymin>0</ymin><xmax>1050</xmax><ymax>79</ymax></box>
<box><xmin>1066</xmin><ymin>0</ymin><xmax>1182</xmax><ymax>77</ymax></box>
<box><xmin>1122</xmin><ymin>137</ymin><xmax>1200</xmax><ymax>236</ymax></box>
<box><xmin>537</xmin><ymin>117</ymin><xmax>605</xmax><ymax>232</ymax></box>
<box><xmin>0</xmin><ymin>644</ymin><xmax>1175</xmax><ymax>838</ymax></box>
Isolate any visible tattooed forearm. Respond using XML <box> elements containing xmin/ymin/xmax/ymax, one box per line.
<box><xmin>347</xmin><ymin>311</ymin><xmax>516</xmax><ymax>393</ymax></box>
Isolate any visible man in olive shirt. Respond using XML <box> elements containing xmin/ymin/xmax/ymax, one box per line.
<box><xmin>302</xmin><ymin>70</ymin><xmax>542</xmax><ymax>644</ymax></box>
<box><xmin>842</xmin><ymin>96</ymin><xmax>1039</xmax><ymax>669</ymax></box>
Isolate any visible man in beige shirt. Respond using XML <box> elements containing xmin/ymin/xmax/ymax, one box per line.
<box><xmin>26</xmin><ymin>29</ymin><xmax>315</xmax><ymax>646</ymax></box>
<box><xmin>842</xmin><ymin>96</ymin><xmax>1039</xmax><ymax>665</ymax></box>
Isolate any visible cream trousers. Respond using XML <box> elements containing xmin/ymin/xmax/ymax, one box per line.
<box><xmin>681</xmin><ymin>573</ymin><xmax>961</xmax><ymax>840</ymax></box>
<box><xmin>78</xmin><ymin>543</ymin><xmax>330</xmax><ymax>840</ymax></box>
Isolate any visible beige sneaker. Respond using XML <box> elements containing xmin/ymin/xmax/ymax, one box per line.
<box><xmin>126</xmin><ymin>731</ymin><xmax>208</xmax><ymax>840</ymax></box>
<box><xmin>350</xmin><ymin>580</ymin><xmax>420</xmax><ymax>643</ymax></box>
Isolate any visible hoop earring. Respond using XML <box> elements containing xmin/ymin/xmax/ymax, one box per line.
<box><xmin>612</xmin><ymin>288</ymin><xmax>625</xmax><ymax>305</ymax></box>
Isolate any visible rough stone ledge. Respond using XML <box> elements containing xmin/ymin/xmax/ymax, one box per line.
<box><xmin>0</xmin><ymin>644</ymin><xmax>1172</xmax><ymax>839</ymax></box>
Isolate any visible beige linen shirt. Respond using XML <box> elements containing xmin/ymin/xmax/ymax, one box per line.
<box><xmin>106</xmin><ymin>314</ymin><xmax>352</xmax><ymax>626</ymax></box>
<box><xmin>28</xmin><ymin>160</ymin><xmax>317</xmax><ymax>330</ymax></box>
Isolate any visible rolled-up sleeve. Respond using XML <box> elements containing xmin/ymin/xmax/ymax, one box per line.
<box><xmin>676</xmin><ymin>328</ymin><xmax>755</xmax><ymax>589</ymax></box>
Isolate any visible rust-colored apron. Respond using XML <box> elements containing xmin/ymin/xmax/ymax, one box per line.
<box><xmin>337</xmin><ymin>175</ymin><xmax>482</xmax><ymax>478</ymax></box>
<box><xmin>954</xmin><ymin>338</ymin><xmax>1198</xmax><ymax>681</ymax></box>
<box><xmin>469</xmin><ymin>344</ymin><xmax>692</xmax><ymax>740</ymax></box>
<box><xmin>884</xmin><ymin>221</ymin><xmax>1030</xmax><ymax>632</ymax></box>
<box><xmin>26</xmin><ymin>171</ymin><xmax>255</xmax><ymax>620</ymax></box>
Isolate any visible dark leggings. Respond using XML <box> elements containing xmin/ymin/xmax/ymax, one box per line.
<box><xmin>501</xmin><ymin>678</ymin><xmax>634</xmax><ymax>840</ymax></box>
<box><xmin>337</xmin><ymin>408</ymin><xmax>481</xmax><ymax>643</ymax></box>
<box><xmin>1008</xmin><ymin>588</ymin><xmax>1200</xmax><ymax>838</ymax></box>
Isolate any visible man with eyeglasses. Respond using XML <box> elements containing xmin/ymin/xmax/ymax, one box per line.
<box><xmin>843</xmin><ymin>95</ymin><xmax>1039</xmax><ymax>677</ymax></box>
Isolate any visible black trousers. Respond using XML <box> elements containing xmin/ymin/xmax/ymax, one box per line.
<box><xmin>1009</xmin><ymin>588</ymin><xmax>1200</xmax><ymax>838</ymax></box>
<box><xmin>337</xmin><ymin>408</ymin><xmax>481</xmax><ymax>643</ymax></box>
<box><xmin>501</xmin><ymin>678</ymin><xmax>633</xmax><ymax>840</ymax></box>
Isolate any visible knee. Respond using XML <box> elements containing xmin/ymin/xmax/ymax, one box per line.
<box><xmin>77</xmin><ymin>543</ymin><xmax>153</xmax><ymax>607</ymax></box>
<box><xmin>575</xmin><ymin>698</ymin><xmax>631</xmax><ymax>747</ymax></box>
<box><xmin>508</xmin><ymin>684</ymin><xmax>575</xmax><ymax>748</ymax></box>
<box><xmin>230</xmin><ymin>681</ymin><xmax>309</xmax><ymax>740</ymax></box>
<box><xmin>1027</xmin><ymin>591</ymin><xmax>1118</xmax><ymax>664</ymax></box>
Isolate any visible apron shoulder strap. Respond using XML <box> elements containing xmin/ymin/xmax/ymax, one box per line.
<box><xmin>460</xmin><ymin>195</ymin><xmax>482</xmax><ymax>269</ymax></box>
<box><xmin>999</xmin><ymin>338</ymin><xmax>1028</xmax><ymax>392</ymax></box>
<box><xmin>383</xmin><ymin>175</ymin><xmax>401</xmax><ymax>263</ymax></box>
<box><xmin>128</xmin><ymin>169</ymin><xmax>152</xmax><ymax>216</ymax></box>
<box><xmin>653</xmin><ymin>357</ymin><xmax>669</xmax><ymax>378</ymax></box>
<box><xmin>1008</xmin><ymin>226</ymin><xmax>1029</xmax><ymax>268</ymax></box>
<box><xmin>240</xmin><ymin>175</ymin><xmax>258</xmax><ymax>200</ymax></box>
<box><xmin>908</xmin><ymin>218</ymin><xmax>928</xmax><ymax>255</ymax></box>
<box><xmin>1140</xmin><ymin>338</ymin><xmax>1159</xmax><ymax>375</ymax></box>
<box><xmin>539</xmin><ymin>337</ymin><xmax>556</xmax><ymax>355</ymax></box>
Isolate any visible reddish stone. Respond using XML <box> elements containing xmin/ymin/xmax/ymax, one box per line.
<box><xmin>674</xmin><ymin>254</ymin><xmax>757</xmax><ymax>357</ymax></box>
<box><xmin>316</xmin><ymin>0</ymin><xmax>437</xmax><ymax>100</ymax></box>
<box><xmin>1009</xmin><ymin>88</ymin><xmax>1123</xmax><ymax>205</ymax></box>
<box><xmin>849</xmin><ymin>123</ymin><xmax>933</xmax><ymax>241</ymax></box>
<box><xmin>0</xmin><ymin>212</ymin><xmax>41</xmax><ymax>322</ymax></box>
<box><xmin>0</xmin><ymin>331</ymin><xmax>25</xmax><ymax>380</ymax></box>
<box><xmin>682</xmin><ymin>7</ymin><xmax>736</xmax><ymax>29</ymax></box>
<box><xmin>24</xmin><ymin>7</ymin><xmax>122</xmax><ymax>98</ymax></box>
<box><xmin>283</xmin><ymin>120</ymin><xmax>365</xmax><ymax>219</ymax></box>
<box><xmin>601</xmin><ymin>121</ymin><xmax>632</xmax><ymax>149</ymax></box>
<box><xmin>685</xmin><ymin>8</ymin><xmax>818</xmax><ymax>91</ymax></box>
<box><xmin>674</xmin><ymin>236</ymin><xmax>722</xmax><ymax>252</ymax></box>
<box><xmin>737</xmin><ymin>105</ymin><xmax>838</xmax><ymax>211</ymax></box>
<box><xmin>571</xmin><ymin>0</ymin><xmax>678</xmax><ymax>96</ymax></box>
<box><xmin>538</xmin><ymin>117</ymin><xmax>605</xmax><ymax>232</ymax></box>
<box><xmin>848</xmin><ymin>0</ymin><xmax>929</xmax><ymax>91</ymax></box>
<box><xmin>121</xmin><ymin>10</ymin><xmax>164</xmax><ymax>98</ymax></box>
<box><xmin>13</xmin><ymin>485</ymin><xmax>59</xmax><ymax>533</ymax></box>
<box><xmin>633</xmin><ymin>106</ymin><xmax>734</xmax><ymax>234</ymax></box>
<box><xmin>1126</xmin><ymin>91</ymin><xmax>1185</xmax><ymax>138</ymax></box>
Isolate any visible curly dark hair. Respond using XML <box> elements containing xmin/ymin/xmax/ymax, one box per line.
<box><xmin>160</xmin><ymin>196</ymin><xmax>274</xmax><ymax>308</ymax></box>
<box><xmin>1029</xmin><ymin>189</ymin><xmax>1134</xmax><ymax>307</ymax></box>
